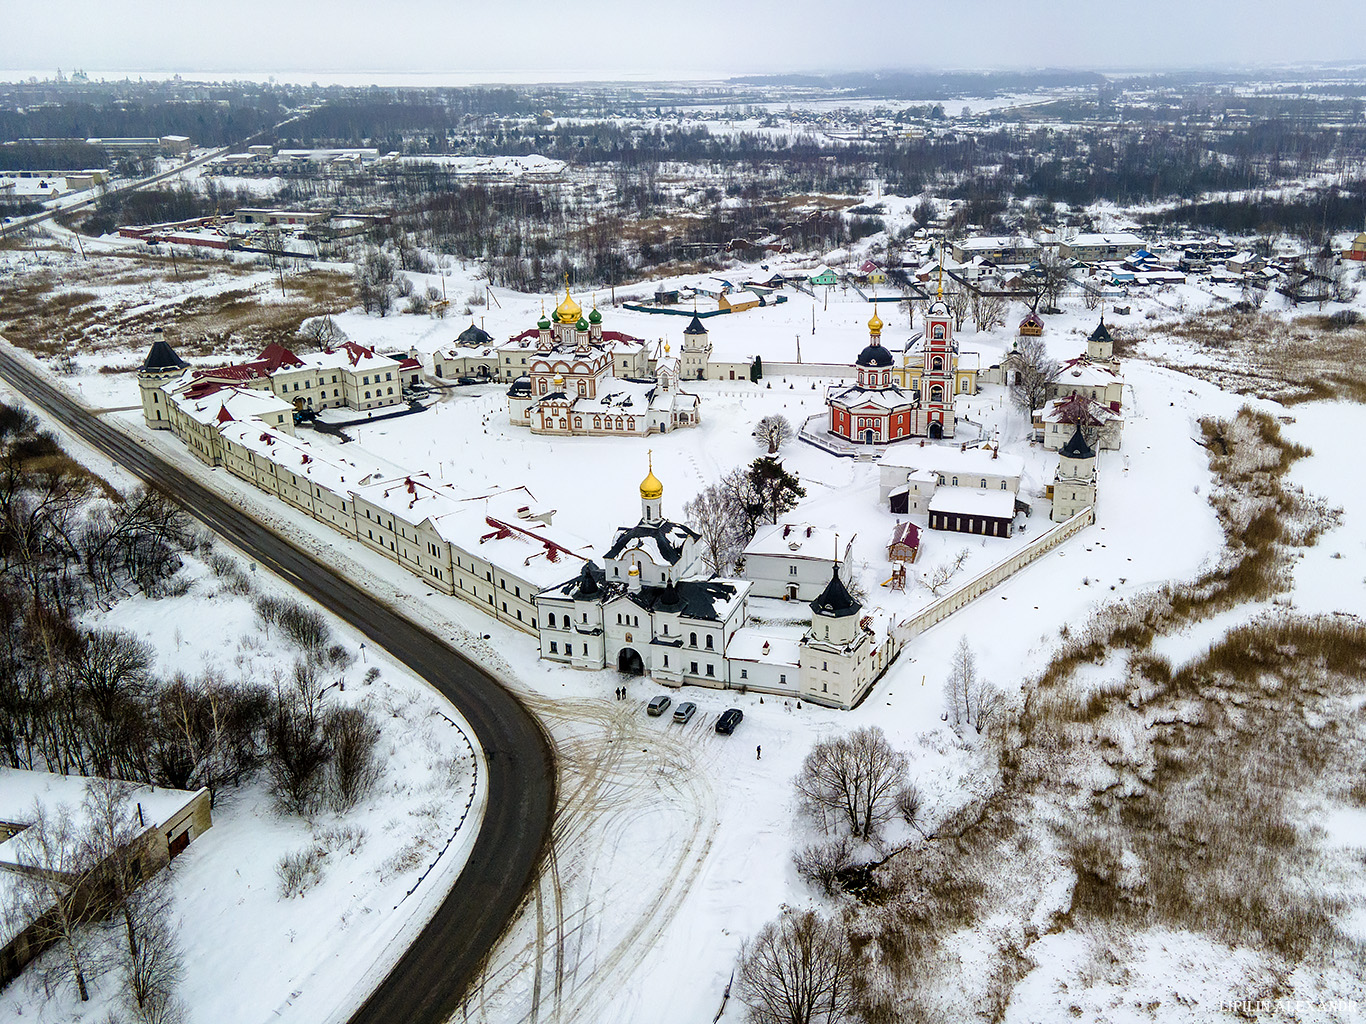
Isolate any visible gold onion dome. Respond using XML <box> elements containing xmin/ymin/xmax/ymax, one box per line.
<box><xmin>868</xmin><ymin>309</ymin><xmax>884</xmax><ymax>335</ymax></box>
<box><xmin>555</xmin><ymin>282</ymin><xmax>582</xmax><ymax>324</ymax></box>
<box><xmin>640</xmin><ymin>454</ymin><xmax>663</xmax><ymax>500</ymax></box>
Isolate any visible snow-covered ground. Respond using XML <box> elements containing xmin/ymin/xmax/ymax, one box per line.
<box><xmin>8</xmin><ymin>191</ymin><xmax>1366</xmax><ymax>1020</ymax></box>
<box><xmin>0</xmin><ymin>382</ymin><xmax>486</xmax><ymax>1024</ymax></box>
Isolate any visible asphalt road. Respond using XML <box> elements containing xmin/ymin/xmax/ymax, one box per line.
<box><xmin>0</xmin><ymin>345</ymin><xmax>556</xmax><ymax>1024</ymax></box>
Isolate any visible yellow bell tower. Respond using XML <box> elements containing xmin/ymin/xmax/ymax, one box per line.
<box><xmin>640</xmin><ymin>451</ymin><xmax>663</xmax><ymax>523</ymax></box>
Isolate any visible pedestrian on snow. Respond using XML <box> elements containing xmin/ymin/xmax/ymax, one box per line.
<box><xmin>756</xmin><ymin>744</ymin><xmax>762</xmax><ymax>760</ymax></box>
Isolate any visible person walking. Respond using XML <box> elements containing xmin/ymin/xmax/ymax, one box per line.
<box><xmin>756</xmin><ymin>744</ymin><xmax>762</xmax><ymax>760</ymax></box>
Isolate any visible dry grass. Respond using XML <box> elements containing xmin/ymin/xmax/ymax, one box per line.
<box><xmin>851</xmin><ymin>406</ymin><xmax>1361</xmax><ymax>1019</ymax></box>
<box><xmin>0</xmin><ymin>249</ymin><xmax>355</xmax><ymax>361</ymax></box>
<box><xmin>1159</xmin><ymin>307</ymin><xmax>1366</xmax><ymax>404</ymax></box>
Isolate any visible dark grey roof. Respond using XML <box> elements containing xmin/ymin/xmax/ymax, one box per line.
<box><xmin>1088</xmin><ymin>317</ymin><xmax>1111</xmax><ymax>343</ymax></box>
<box><xmin>1059</xmin><ymin>423</ymin><xmax>1095</xmax><ymax>460</ymax></box>
<box><xmin>604</xmin><ymin>520</ymin><xmax>700</xmax><ymax>566</ymax></box>
<box><xmin>627</xmin><ymin>579</ymin><xmax>738</xmax><ymax>621</ymax></box>
<box><xmin>857</xmin><ymin>342</ymin><xmax>894</xmax><ymax>367</ymax></box>
<box><xmin>457</xmin><ymin>323</ymin><xmax>494</xmax><ymax>346</ymax></box>
<box><xmin>140</xmin><ymin>339</ymin><xmax>187</xmax><ymax>373</ymax></box>
<box><xmin>507</xmin><ymin>377</ymin><xmax>532</xmax><ymax>397</ymax></box>
<box><xmin>811</xmin><ymin>565</ymin><xmax>859</xmax><ymax>618</ymax></box>
<box><xmin>542</xmin><ymin>561</ymin><xmax>605</xmax><ymax>600</ymax></box>
<box><xmin>683</xmin><ymin>314</ymin><xmax>708</xmax><ymax>335</ymax></box>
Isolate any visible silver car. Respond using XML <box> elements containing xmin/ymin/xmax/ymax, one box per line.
<box><xmin>673</xmin><ymin>701</ymin><xmax>697</xmax><ymax>724</ymax></box>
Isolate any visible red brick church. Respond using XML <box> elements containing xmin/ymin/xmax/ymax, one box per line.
<box><xmin>826</xmin><ymin>296</ymin><xmax>958</xmax><ymax>444</ymax></box>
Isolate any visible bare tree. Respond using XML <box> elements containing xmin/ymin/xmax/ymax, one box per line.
<box><xmin>796</xmin><ymin>726</ymin><xmax>908</xmax><ymax>839</ymax></box>
<box><xmin>1008</xmin><ymin>334</ymin><xmax>1059</xmax><ymax>416</ymax></box>
<box><xmin>793</xmin><ymin>836</ymin><xmax>855</xmax><ymax>897</ymax></box>
<box><xmin>945</xmin><ymin>285</ymin><xmax>971</xmax><ymax>330</ymax></box>
<box><xmin>682</xmin><ymin>483</ymin><xmax>743</xmax><ymax>574</ymax></box>
<box><xmin>737</xmin><ymin>909</ymin><xmax>859</xmax><ymax>1024</ymax></box>
<box><xmin>921</xmin><ymin>547</ymin><xmax>970</xmax><ymax>596</ymax></box>
<box><xmin>944</xmin><ymin>635</ymin><xmax>976</xmax><ymax>729</ymax></box>
<box><xmin>969</xmin><ymin>292</ymin><xmax>1007</xmax><ymax>332</ymax></box>
<box><xmin>5</xmin><ymin>801</ymin><xmax>98</xmax><ymax>1001</ymax></box>
<box><xmin>753</xmin><ymin>414</ymin><xmax>794</xmax><ymax>455</ymax></box>
<box><xmin>968</xmin><ymin>676</ymin><xmax>1005</xmax><ymax>734</ymax></box>
<box><xmin>266</xmin><ymin>683</ymin><xmax>329</xmax><ymax>814</ymax></box>
<box><xmin>1032</xmin><ymin>247</ymin><xmax>1073</xmax><ymax>311</ymax></box>
<box><xmin>323</xmin><ymin>705</ymin><xmax>382</xmax><ymax>811</ymax></box>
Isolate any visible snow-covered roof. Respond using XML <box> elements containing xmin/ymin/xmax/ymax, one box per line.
<box><xmin>927</xmin><ymin>486</ymin><xmax>1018</xmax><ymax>519</ymax></box>
<box><xmin>165</xmin><ymin>377</ymin><xmax>293</xmax><ymax>427</ymax></box>
<box><xmin>0</xmin><ymin>769</ymin><xmax>203</xmax><ymax>875</ymax></box>
<box><xmin>744</xmin><ymin>522</ymin><xmax>838</xmax><ymax>561</ymax></box>
<box><xmin>1042</xmin><ymin>394</ymin><xmax>1123</xmax><ymax>425</ymax></box>
<box><xmin>1057</xmin><ymin>358</ymin><xmax>1123</xmax><ymax>387</ymax></box>
<box><xmin>880</xmin><ymin>444</ymin><xmax>1024</xmax><ymax>480</ymax></box>
<box><xmin>219</xmin><ymin>422</ymin><xmax>401</xmax><ymax>492</ymax></box>
<box><xmin>726</xmin><ymin>627</ymin><xmax>803</xmax><ymax>666</ymax></box>
<box><xmin>605</xmin><ymin>519</ymin><xmax>699</xmax><ymax>567</ymax></box>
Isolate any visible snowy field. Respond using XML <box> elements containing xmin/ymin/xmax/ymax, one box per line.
<box><xmin>7</xmin><ymin>182</ymin><xmax>1366</xmax><ymax>1019</ymax></box>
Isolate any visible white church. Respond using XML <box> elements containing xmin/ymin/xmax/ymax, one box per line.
<box><xmin>534</xmin><ymin>461</ymin><xmax>897</xmax><ymax>709</ymax></box>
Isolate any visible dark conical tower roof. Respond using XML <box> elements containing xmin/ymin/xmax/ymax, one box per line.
<box><xmin>457</xmin><ymin>322</ymin><xmax>494</xmax><ymax>346</ymax></box>
<box><xmin>1088</xmin><ymin>316</ymin><xmax>1112</xmax><ymax>343</ymax></box>
<box><xmin>1059</xmin><ymin>423</ymin><xmax>1095</xmax><ymax>460</ymax></box>
<box><xmin>683</xmin><ymin>314</ymin><xmax>708</xmax><ymax>335</ymax></box>
<box><xmin>811</xmin><ymin>564</ymin><xmax>860</xmax><ymax>618</ymax></box>
<box><xmin>140</xmin><ymin>338</ymin><xmax>187</xmax><ymax>374</ymax></box>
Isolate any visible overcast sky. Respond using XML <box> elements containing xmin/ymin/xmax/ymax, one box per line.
<box><xmin>6</xmin><ymin>1</ymin><xmax>1366</xmax><ymax>83</ymax></box>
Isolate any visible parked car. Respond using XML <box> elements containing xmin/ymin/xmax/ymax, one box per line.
<box><xmin>647</xmin><ymin>694</ymin><xmax>672</xmax><ymax>717</ymax></box>
<box><xmin>715</xmin><ymin>708</ymin><xmax>744</xmax><ymax>735</ymax></box>
<box><xmin>673</xmin><ymin>701</ymin><xmax>697</xmax><ymax>724</ymax></box>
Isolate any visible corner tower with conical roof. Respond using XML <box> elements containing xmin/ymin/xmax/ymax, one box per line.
<box><xmin>799</xmin><ymin>561</ymin><xmax>876</xmax><ymax>709</ymax></box>
<box><xmin>1051</xmin><ymin>423</ymin><xmax>1097</xmax><ymax>523</ymax></box>
<box><xmin>681</xmin><ymin>312</ymin><xmax>712</xmax><ymax>380</ymax></box>
<box><xmin>137</xmin><ymin>331</ymin><xmax>189</xmax><ymax>430</ymax></box>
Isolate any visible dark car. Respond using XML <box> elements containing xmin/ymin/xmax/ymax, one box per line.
<box><xmin>647</xmin><ymin>694</ymin><xmax>672</xmax><ymax>717</ymax></box>
<box><xmin>715</xmin><ymin>708</ymin><xmax>744</xmax><ymax>735</ymax></box>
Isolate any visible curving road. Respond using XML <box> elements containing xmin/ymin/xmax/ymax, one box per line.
<box><xmin>0</xmin><ymin>344</ymin><xmax>556</xmax><ymax>1024</ymax></box>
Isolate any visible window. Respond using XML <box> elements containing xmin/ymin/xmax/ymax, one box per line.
<box><xmin>705</xmin><ymin>664</ymin><xmax>714</xmax><ymax>677</ymax></box>
<box><xmin>386</xmin><ymin>372</ymin><xmax>392</xmax><ymax>381</ymax></box>
<box><xmin>690</xmin><ymin>632</ymin><xmax>697</xmax><ymax>647</ymax></box>
<box><xmin>364</xmin><ymin>391</ymin><xmax>371</xmax><ymax>399</ymax></box>
<box><xmin>549</xmin><ymin>641</ymin><xmax>558</xmax><ymax>653</ymax></box>
<box><xmin>981</xmin><ymin>479</ymin><xmax>987</xmax><ymax>488</ymax></box>
<box><xmin>363</xmin><ymin>376</ymin><xmax>370</xmax><ymax>385</ymax></box>
<box><xmin>690</xmin><ymin>661</ymin><xmax>699</xmax><ymax>674</ymax></box>
<box><xmin>740</xmin><ymin>669</ymin><xmax>748</xmax><ymax>679</ymax></box>
<box><xmin>705</xmin><ymin>635</ymin><xmax>713</xmax><ymax>650</ymax></box>
<box><xmin>548</xmin><ymin>613</ymin><xmax>556</xmax><ymax>627</ymax></box>
<box><xmin>779</xmin><ymin>673</ymin><xmax>787</xmax><ymax>684</ymax></box>
<box><xmin>789</xmin><ymin>565</ymin><xmax>798</xmax><ymax>576</ymax></box>
<box><xmin>663</xmin><ymin>655</ymin><xmax>669</xmax><ymax>666</ymax></box>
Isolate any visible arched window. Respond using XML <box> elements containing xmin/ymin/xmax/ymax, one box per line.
<box><xmin>364</xmin><ymin>391</ymin><xmax>371</xmax><ymax>399</ymax></box>
<box><xmin>882</xmin><ymin>371</ymin><xmax>889</xmax><ymax>385</ymax></box>
<box><xmin>932</xmin><ymin>356</ymin><xmax>943</xmax><ymax>371</ymax></box>
<box><xmin>931</xmin><ymin>385</ymin><xmax>943</xmax><ymax>403</ymax></box>
<box><xmin>690</xmin><ymin>632</ymin><xmax>698</xmax><ymax>647</ymax></box>
<box><xmin>932</xmin><ymin>325</ymin><xmax>945</xmax><ymax>340</ymax></box>
<box><xmin>705</xmin><ymin>635</ymin><xmax>714</xmax><ymax>650</ymax></box>
<box><xmin>627</xmin><ymin>417</ymin><xmax>635</xmax><ymax>430</ymax></box>
<box><xmin>574</xmin><ymin>417</ymin><xmax>582</xmax><ymax>428</ymax></box>
<box><xmin>547</xmin><ymin>613</ymin><xmax>556</xmax><ymax>627</ymax></box>
<box><xmin>539</xmin><ymin>380</ymin><xmax>547</xmax><ymax>395</ymax></box>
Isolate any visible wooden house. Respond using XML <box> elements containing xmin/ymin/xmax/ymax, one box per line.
<box><xmin>887</xmin><ymin>521</ymin><xmax>920</xmax><ymax>563</ymax></box>
<box><xmin>1018</xmin><ymin>311</ymin><xmax>1044</xmax><ymax>337</ymax></box>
